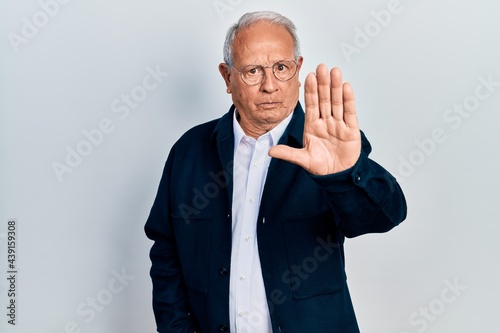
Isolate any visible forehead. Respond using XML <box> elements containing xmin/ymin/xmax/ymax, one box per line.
<box><xmin>232</xmin><ymin>21</ymin><xmax>295</xmax><ymax>66</ymax></box>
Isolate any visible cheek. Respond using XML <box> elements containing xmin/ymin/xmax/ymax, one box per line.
<box><xmin>283</xmin><ymin>81</ymin><xmax>300</xmax><ymax>101</ymax></box>
<box><xmin>232</xmin><ymin>87</ymin><xmax>257</xmax><ymax>105</ymax></box>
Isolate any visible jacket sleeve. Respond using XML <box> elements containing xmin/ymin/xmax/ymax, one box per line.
<box><xmin>309</xmin><ymin>131</ymin><xmax>407</xmax><ymax>238</ymax></box>
<box><xmin>144</xmin><ymin>146</ymin><xmax>196</xmax><ymax>333</ymax></box>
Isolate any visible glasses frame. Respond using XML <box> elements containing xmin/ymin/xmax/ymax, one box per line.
<box><xmin>231</xmin><ymin>59</ymin><xmax>299</xmax><ymax>86</ymax></box>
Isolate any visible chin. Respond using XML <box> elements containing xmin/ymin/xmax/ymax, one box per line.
<box><xmin>257</xmin><ymin>109</ymin><xmax>289</xmax><ymax>125</ymax></box>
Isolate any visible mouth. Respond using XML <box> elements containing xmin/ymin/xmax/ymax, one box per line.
<box><xmin>258</xmin><ymin>102</ymin><xmax>281</xmax><ymax>109</ymax></box>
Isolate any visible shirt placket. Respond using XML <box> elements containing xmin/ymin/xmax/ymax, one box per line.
<box><xmin>235</xmin><ymin>135</ymin><xmax>270</xmax><ymax>332</ymax></box>
<box><xmin>234</xmin><ymin>136</ymin><xmax>255</xmax><ymax>331</ymax></box>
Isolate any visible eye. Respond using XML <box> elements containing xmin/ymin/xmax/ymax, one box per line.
<box><xmin>275</xmin><ymin>63</ymin><xmax>288</xmax><ymax>72</ymax></box>
<box><xmin>245</xmin><ymin>66</ymin><xmax>261</xmax><ymax>76</ymax></box>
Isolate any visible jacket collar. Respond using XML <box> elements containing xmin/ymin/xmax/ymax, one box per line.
<box><xmin>210</xmin><ymin>104</ymin><xmax>236</xmax><ymax>146</ymax></box>
<box><xmin>278</xmin><ymin>102</ymin><xmax>304</xmax><ymax>148</ymax></box>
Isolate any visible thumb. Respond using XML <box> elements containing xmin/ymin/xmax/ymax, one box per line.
<box><xmin>268</xmin><ymin>144</ymin><xmax>307</xmax><ymax>168</ymax></box>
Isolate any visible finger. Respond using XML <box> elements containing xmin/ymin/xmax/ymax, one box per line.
<box><xmin>330</xmin><ymin>67</ymin><xmax>344</xmax><ymax>120</ymax></box>
<box><xmin>304</xmin><ymin>72</ymin><xmax>319</xmax><ymax>123</ymax></box>
<box><xmin>268</xmin><ymin>145</ymin><xmax>308</xmax><ymax>169</ymax></box>
<box><xmin>342</xmin><ymin>82</ymin><xmax>358</xmax><ymax>128</ymax></box>
<box><xmin>316</xmin><ymin>64</ymin><xmax>332</xmax><ymax>119</ymax></box>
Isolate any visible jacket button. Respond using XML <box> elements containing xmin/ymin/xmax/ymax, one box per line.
<box><xmin>354</xmin><ymin>173</ymin><xmax>361</xmax><ymax>183</ymax></box>
<box><xmin>219</xmin><ymin>324</ymin><xmax>228</xmax><ymax>331</ymax></box>
<box><xmin>219</xmin><ymin>267</ymin><xmax>228</xmax><ymax>276</ymax></box>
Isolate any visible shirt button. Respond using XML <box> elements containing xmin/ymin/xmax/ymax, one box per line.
<box><xmin>239</xmin><ymin>275</ymin><xmax>246</xmax><ymax>281</ymax></box>
<box><xmin>254</xmin><ymin>161</ymin><xmax>260</xmax><ymax>167</ymax></box>
<box><xmin>249</xmin><ymin>198</ymin><xmax>255</xmax><ymax>204</ymax></box>
<box><xmin>245</xmin><ymin>236</ymin><xmax>250</xmax><ymax>241</ymax></box>
<box><xmin>239</xmin><ymin>311</ymin><xmax>246</xmax><ymax>317</ymax></box>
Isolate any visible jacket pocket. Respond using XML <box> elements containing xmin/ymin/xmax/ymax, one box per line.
<box><xmin>282</xmin><ymin>210</ymin><xmax>346</xmax><ymax>300</ymax></box>
<box><xmin>172</xmin><ymin>216</ymin><xmax>210</xmax><ymax>294</ymax></box>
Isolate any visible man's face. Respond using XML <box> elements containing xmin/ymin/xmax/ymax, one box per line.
<box><xmin>219</xmin><ymin>21</ymin><xmax>303</xmax><ymax>137</ymax></box>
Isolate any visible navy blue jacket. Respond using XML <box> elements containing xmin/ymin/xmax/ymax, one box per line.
<box><xmin>145</xmin><ymin>103</ymin><xmax>407</xmax><ymax>333</ymax></box>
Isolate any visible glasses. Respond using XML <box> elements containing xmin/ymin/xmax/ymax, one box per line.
<box><xmin>231</xmin><ymin>60</ymin><xmax>298</xmax><ymax>86</ymax></box>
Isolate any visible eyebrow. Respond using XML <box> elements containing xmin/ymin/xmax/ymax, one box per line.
<box><xmin>240</xmin><ymin>59</ymin><xmax>292</xmax><ymax>67</ymax></box>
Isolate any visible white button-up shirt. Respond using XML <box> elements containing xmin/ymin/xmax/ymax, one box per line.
<box><xmin>229</xmin><ymin>110</ymin><xmax>293</xmax><ymax>333</ymax></box>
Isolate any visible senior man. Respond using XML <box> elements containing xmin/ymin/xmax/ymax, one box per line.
<box><xmin>145</xmin><ymin>11</ymin><xmax>407</xmax><ymax>333</ymax></box>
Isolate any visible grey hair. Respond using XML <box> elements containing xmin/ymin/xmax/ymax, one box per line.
<box><xmin>223</xmin><ymin>11</ymin><xmax>301</xmax><ymax>67</ymax></box>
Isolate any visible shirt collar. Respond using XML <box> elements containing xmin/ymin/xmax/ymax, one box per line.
<box><xmin>232</xmin><ymin>109</ymin><xmax>294</xmax><ymax>154</ymax></box>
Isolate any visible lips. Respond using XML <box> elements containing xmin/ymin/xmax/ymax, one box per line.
<box><xmin>258</xmin><ymin>102</ymin><xmax>281</xmax><ymax>108</ymax></box>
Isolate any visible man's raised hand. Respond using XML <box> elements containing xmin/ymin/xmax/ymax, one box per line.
<box><xmin>269</xmin><ymin>65</ymin><xmax>362</xmax><ymax>175</ymax></box>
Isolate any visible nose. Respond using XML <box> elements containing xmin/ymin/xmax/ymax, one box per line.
<box><xmin>260</xmin><ymin>67</ymin><xmax>278</xmax><ymax>93</ymax></box>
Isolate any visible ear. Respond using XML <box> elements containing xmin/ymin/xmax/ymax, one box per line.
<box><xmin>296</xmin><ymin>56</ymin><xmax>304</xmax><ymax>87</ymax></box>
<box><xmin>296</xmin><ymin>56</ymin><xmax>304</xmax><ymax>72</ymax></box>
<box><xmin>219</xmin><ymin>63</ymin><xmax>232</xmax><ymax>93</ymax></box>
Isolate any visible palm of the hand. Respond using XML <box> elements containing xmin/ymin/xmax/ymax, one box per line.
<box><xmin>301</xmin><ymin>116</ymin><xmax>361</xmax><ymax>175</ymax></box>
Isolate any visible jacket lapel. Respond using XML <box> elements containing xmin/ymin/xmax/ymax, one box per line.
<box><xmin>260</xmin><ymin>103</ymin><xmax>305</xmax><ymax>214</ymax></box>
<box><xmin>211</xmin><ymin>105</ymin><xmax>236</xmax><ymax>210</ymax></box>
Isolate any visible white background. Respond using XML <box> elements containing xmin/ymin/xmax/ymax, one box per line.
<box><xmin>1</xmin><ymin>0</ymin><xmax>499</xmax><ymax>332</ymax></box>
